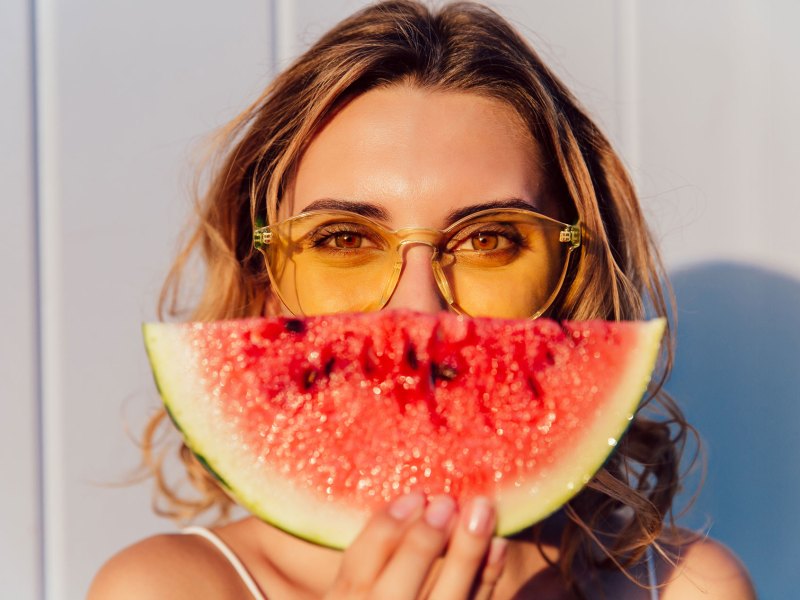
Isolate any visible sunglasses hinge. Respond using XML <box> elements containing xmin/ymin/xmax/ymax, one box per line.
<box><xmin>253</xmin><ymin>229</ymin><xmax>272</xmax><ymax>248</ymax></box>
<box><xmin>559</xmin><ymin>225</ymin><xmax>581</xmax><ymax>247</ymax></box>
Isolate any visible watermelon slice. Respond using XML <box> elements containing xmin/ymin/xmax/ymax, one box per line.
<box><xmin>143</xmin><ymin>311</ymin><xmax>664</xmax><ymax>548</ymax></box>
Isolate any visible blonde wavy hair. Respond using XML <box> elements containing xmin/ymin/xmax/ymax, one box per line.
<box><xmin>144</xmin><ymin>1</ymin><xmax>696</xmax><ymax>594</ymax></box>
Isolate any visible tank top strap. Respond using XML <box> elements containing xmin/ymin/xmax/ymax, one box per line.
<box><xmin>645</xmin><ymin>545</ymin><xmax>660</xmax><ymax>600</ymax></box>
<box><xmin>182</xmin><ymin>526</ymin><xmax>267</xmax><ymax>600</ymax></box>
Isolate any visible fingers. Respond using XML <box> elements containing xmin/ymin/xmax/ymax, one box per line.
<box><xmin>428</xmin><ymin>497</ymin><xmax>504</xmax><ymax>600</ymax></box>
<box><xmin>371</xmin><ymin>496</ymin><xmax>457</xmax><ymax>598</ymax></box>
<box><xmin>328</xmin><ymin>493</ymin><xmax>508</xmax><ymax>600</ymax></box>
<box><xmin>333</xmin><ymin>492</ymin><xmax>426</xmax><ymax>595</ymax></box>
<box><xmin>472</xmin><ymin>537</ymin><xmax>509</xmax><ymax>600</ymax></box>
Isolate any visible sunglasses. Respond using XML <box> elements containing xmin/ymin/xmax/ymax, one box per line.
<box><xmin>254</xmin><ymin>208</ymin><xmax>580</xmax><ymax>319</ymax></box>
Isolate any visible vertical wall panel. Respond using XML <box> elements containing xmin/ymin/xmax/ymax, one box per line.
<box><xmin>638</xmin><ymin>2</ymin><xmax>800</xmax><ymax>597</ymax></box>
<box><xmin>282</xmin><ymin>0</ymin><xmax>626</xmax><ymax>155</ymax></box>
<box><xmin>638</xmin><ymin>0</ymin><xmax>800</xmax><ymax>276</ymax></box>
<box><xmin>0</xmin><ymin>0</ymin><xmax>41</xmax><ymax>598</ymax></box>
<box><xmin>500</xmin><ymin>0</ymin><xmax>625</xmax><ymax>150</ymax></box>
<box><xmin>37</xmin><ymin>1</ymin><xmax>273</xmax><ymax>598</ymax></box>
<box><xmin>16</xmin><ymin>0</ymin><xmax>792</xmax><ymax>596</ymax></box>
<box><xmin>278</xmin><ymin>0</ymin><xmax>371</xmax><ymax>64</ymax></box>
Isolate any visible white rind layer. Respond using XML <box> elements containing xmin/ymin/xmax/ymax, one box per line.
<box><xmin>143</xmin><ymin>318</ymin><xmax>665</xmax><ymax>549</ymax></box>
<box><xmin>143</xmin><ymin>323</ymin><xmax>366</xmax><ymax>547</ymax></box>
<box><xmin>494</xmin><ymin>318</ymin><xmax>665</xmax><ymax>535</ymax></box>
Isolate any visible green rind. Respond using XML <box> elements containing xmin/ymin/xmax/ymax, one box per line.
<box><xmin>143</xmin><ymin>317</ymin><xmax>665</xmax><ymax>549</ymax></box>
<box><xmin>144</xmin><ymin>322</ymin><xmax>362</xmax><ymax>548</ymax></box>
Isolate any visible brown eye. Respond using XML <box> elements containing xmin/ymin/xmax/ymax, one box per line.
<box><xmin>471</xmin><ymin>232</ymin><xmax>499</xmax><ymax>251</ymax></box>
<box><xmin>334</xmin><ymin>232</ymin><xmax>363</xmax><ymax>248</ymax></box>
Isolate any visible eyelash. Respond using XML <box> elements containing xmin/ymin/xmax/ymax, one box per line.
<box><xmin>305</xmin><ymin>222</ymin><xmax>527</xmax><ymax>252</ymax></box>
<box><xmin>447</xmin><ymin>224</ymin><xmax>527</xmax><ymax>252</ymax></box>
<box><xmin>307</xmin><ymin>223</ymin><xmax>383</xmax><ymax>249</ymax></box>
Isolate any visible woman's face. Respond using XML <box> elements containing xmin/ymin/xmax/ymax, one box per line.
<box><xmin>282</xmin><ymin>85</ymin><xmax>561</xmax><ymax>315</ymax></box>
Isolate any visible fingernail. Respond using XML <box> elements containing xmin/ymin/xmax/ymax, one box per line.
<box><xmin>487</xmin><ymin>537</ymin><xmax>509</xmax><ymax>566</ymax></box>
<box><xmin>388</xmin><ymin>492</ymin><xmax>424</xmax><ymax>520</ymax></box>
<box><xmin>464</xmin><ymin>496</ymin><xmax>493</xmax><ymax>535</ymax></box>
<box><xmin>424</xmin><ymin>495</ymin><xmax>456</xmax><ymax>529</ymax></box>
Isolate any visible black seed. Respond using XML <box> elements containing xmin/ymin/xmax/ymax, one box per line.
<box><xmin>431</xmin><ymin>362</ymin><xmax>458</xmax><ymax>382</ymax></box>
<box><xmin>362</xmin><ymin>341</ymin><xmax>376</xmax><ymax>375</ymax></box>
<box><xmin>324</xmin><ymin>356</ymin><xmax>336</xmax><ymax>376</ymax></box>
<box><xmin>527</xmin><ymin>375</ymin><xmax>543</xmax><ymax>399</ymax></box>
<box><xmin>545</xmin><ymin>349</ymin><xmax>556</xmax><ymax>365</ymax></box>
<box><xmin>303</xmin><ymin>369</ymin><xmax>317</xmax><ymax>389</ymax></box>
<box><xmin>285</xmin><ymin>318</ymin><xmax>305</xmax><ymax>333</ymax></box>
<box><xmin>405</xmin><ymin>344</ymin><xmax>419</xmax><ymax>370</ymax></box>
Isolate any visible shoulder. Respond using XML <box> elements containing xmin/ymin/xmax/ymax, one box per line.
<box><xmin>659</xmin><ymin>537</ymin><xmax>756</xmax><ymax>600</ymax></box>
<box><xmin>87</xmin><ymin>531</ymin><xmax>250</xmax><ymax>600</ymax></box>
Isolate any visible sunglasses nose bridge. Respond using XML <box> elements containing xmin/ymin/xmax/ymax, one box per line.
<box><xmin>392</xmin><ymin>235</ymin><xmax>455</xmax><ymax>308</ymax></box>
<box><xmin>394</xmin><ymin>226</ymin><xmax>443</xmax><ymax>248</ymax></box>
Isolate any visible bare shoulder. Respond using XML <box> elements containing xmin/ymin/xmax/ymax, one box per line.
<box><xmin>660</xmin><ymin>537</ymin><xmax>756</xmax><ymax>600</ymax></box>
<box><xmin>87</xmin><ymin>532</ymin><xmax>249</xmax><ymax>600</ymax></box>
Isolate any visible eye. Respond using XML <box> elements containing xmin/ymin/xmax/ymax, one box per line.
<box><xmin>332</xmin><ymin>232</ymin><xmax>364</xmax><ymax>248</ymax></box>
<box><xmin>308</xmin><ymin>222</ymin><xmax>384</xmax><ymax>251</ymax></box>
<box><xmin>470</xmin><ymin>231</ymin><xmax>501</xmax><ymax>251</ymax></box>
<box><xmin>449</xmin><ymin>224</ymin><xmax>522</xmax><ymax>253</ymax></box>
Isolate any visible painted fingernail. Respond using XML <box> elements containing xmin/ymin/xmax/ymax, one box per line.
<box><xmin>388</xmin><ymin>492</ymin><xmax>424</xmax><ymax>520</ymax></box>
<box><xmin>464</xmin><ymin>496</ymin><xmax>493</xmax><ymax>535</ymax></box>
<box><xmin>424</xmin><ymin>495</ymin><xmax>456</xmax><ymax>529</ymax></box>
<box><xmin>487</xmin><ymin>537</ymin><xmax>509</xmax><ymax>566</ymax></box>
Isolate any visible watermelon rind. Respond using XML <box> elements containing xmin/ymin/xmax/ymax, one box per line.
<box><xmin>493</xmin><ymin>318</ymin><xmax>664</xmax><ymax>536</ymax></box>
<box><xmin>143</xmin><ymin>316</ymin><xmax>665</xmax><ymax>549</ymax></box>
<box><xmin>143</xmin><ymin>323</ymin><xmax>365</xmax><ymax>546</ymax></box>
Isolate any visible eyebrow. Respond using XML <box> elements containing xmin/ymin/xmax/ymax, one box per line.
<box><xmin>300</xmin><ymin>199</ymin><xmax>391</xmax><ymax>221</ymax></box>
<box><xmin>444</xmin><ymin>199</ymin><xmax>539</xmax><ymax>226</ymax></box>
<box><xmin>299</xmin><ymin>197</ymin><xmax>540</xmax><ymax>226</ymax></box>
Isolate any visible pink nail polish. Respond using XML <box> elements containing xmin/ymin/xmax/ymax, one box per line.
<box><xmin>388</xmin><ymin>492</ymin><xmax>424</xmax><ymax>520</ymax></box>
<box><xmin>487</xmin><ymin>537</ymin><xmax>509</xmax><ymax>566</ymax></box>
<box><xmin>465</xmin><ymin>497</ymin><xmax>493</xmax><ymax>535</ymax></box>
<box><xmin>424</xmin><ymin>495</ymin><xmax>456</xmax><ymax>529</ymax></box>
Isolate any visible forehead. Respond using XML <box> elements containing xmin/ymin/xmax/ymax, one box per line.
<box><xmin>286</xmin><ymin>85</ymin><xmax>552</xmax><ymax>225</ymax></box>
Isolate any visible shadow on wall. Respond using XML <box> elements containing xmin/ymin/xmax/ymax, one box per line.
<box><xmin>668</xmin><ymin>261</ymin><xmax>800</xmax><ymax>598</ymax></box>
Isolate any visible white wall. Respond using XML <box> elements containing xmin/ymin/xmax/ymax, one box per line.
<box><xmin>2</xmin><ymin>1</ymin><xmax>797</xmax><ymax>598</ymax></box>
<box><xmin>0</xmin><ymin>0</ymin><xmax>40</xmax><ymax>598</ymax></box>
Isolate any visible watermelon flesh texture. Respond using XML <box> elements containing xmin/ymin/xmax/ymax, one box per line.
<box><xmin>144</xmin><ymin>311</ymin><xmax>664</xmax><ymax>549</ymax></box>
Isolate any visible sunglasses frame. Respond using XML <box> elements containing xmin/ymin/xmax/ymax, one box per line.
<box><xmin>254</xmin><ymin>208</ymin><xmax>581</xmax><ymax>319</ymax></box>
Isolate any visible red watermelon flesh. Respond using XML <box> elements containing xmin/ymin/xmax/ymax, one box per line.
<box><xmin>144</xmin><ymin>311</ymin><xmax>664</xmax><ymax>548</ymax></box>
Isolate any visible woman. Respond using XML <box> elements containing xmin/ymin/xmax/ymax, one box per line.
<box><xmin>89</xmin><ymin>2</ymin><xmax>754</xmax><ymax>598</ymax></box>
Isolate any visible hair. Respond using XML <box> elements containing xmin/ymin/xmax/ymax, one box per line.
<box><xmin>144</xmin><ymin>1</ymin><xmax>697</xmax><ymax>595</ymax></box>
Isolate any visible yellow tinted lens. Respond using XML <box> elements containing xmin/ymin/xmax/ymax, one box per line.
<box><xmin>262</xmin><ymin>210</ymin><xmax>575</xmax><ymax>318</ymax></box>
<box><xmin>439</xmin><ymin>212</ymin><xmax>569</xmax><ymax>318</ymax></box>
<box><xmin>267</xmin><ymin>214</ymin><xmax>396</xmax><ymax>315</ymax></box>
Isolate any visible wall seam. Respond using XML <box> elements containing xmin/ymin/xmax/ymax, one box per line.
<box><xmin>615</xmin><ymin>0</ymin><xmax>640</xmax><ymax>179</ymax></box>
<box><xmin>33</xmin><ymin>0</ymin><xmax>64</xmax><ymax>597</ymax></box>
<box><xmin>29</xmin><ymin>0</ymin><xmax>45</xmax><ymax>597</ymax></box>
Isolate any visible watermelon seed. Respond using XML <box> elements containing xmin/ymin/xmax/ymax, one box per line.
<box><xmin>405</xmin><ymin>344</ymin><xmax>419</xmax><ymax>370</ymax></box>
<box><xmin>431</xmin><ymin>362</ymin><xmax>458</xmax><ymax>383</ymax></box>
<box><xmin>545</xmin><ymin>349</ymin><xmax>556</xmax><ymax>365</ymax></box>
<box><xmin>324</xmin><ymin>356</ymin><xmax>336</xmax><ymax>376</ymax></box>
<box><xmin>361</xmin><ymin>341</ymin><xmax>377</xmax><ymax>375</ymax></box>
<box><xmin>285</xmin><ymin>318</ymin><xmax>305</xmax><ymax>333</ymax></box>
<box><xmin>303</xmin><ymin>369</ymin><xmax>318</xmax><ymax>389</ymax></box>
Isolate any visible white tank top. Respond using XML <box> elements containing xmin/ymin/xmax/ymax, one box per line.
<box><xmin>182</xmin><ymin>526</ymin><xmax>267</xmax><ymax>600</ymax></box>
<box><xmin>182</xmin><ymin>526</ymin><xmax>660</xmax><ymax>599</ymax></box>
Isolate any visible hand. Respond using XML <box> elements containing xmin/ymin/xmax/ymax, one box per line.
<box><xmin>325</xmin><ymin>493</ymin><xmax>508</xmax><ymax>599</ymax></box>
